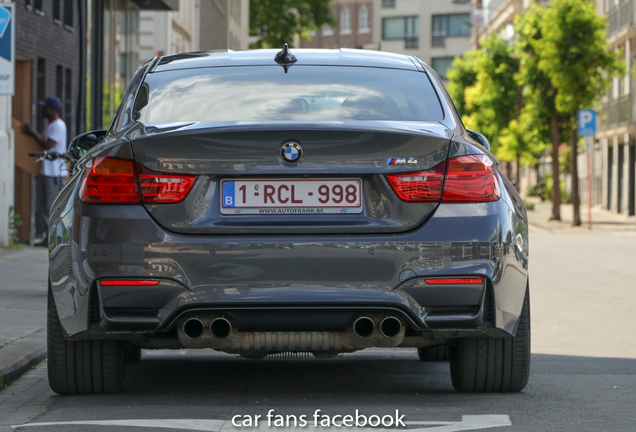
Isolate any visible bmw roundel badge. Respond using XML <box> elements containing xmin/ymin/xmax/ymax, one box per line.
<box><xmin>281</xmin><ymin>142</ymin><xmax>303</xmax><ymax>164</ymax></box>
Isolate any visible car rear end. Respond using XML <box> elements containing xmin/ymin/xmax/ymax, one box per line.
<box><xmin>47</xmin><ymin>49</ymin><xmax>530</xmax><ymax>394</ymax></box>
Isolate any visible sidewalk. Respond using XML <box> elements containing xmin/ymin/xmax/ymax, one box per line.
<box><xmin>526</xmin><ymin>198</ymin><xmax>636</xmax><ymax>234</ymax></box>
<box><xmin>0</xmin><ymin>247</ymin><xmax>48</xmax><ymax>387</ymax></box>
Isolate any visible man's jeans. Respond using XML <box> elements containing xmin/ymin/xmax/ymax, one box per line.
<box><xmin>36</xmin><ymin>175</ymin><xmax>66</xmax><ymax>238</ymax></box>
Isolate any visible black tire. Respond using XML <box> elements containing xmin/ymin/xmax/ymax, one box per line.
<box><xmin>417</xmin><ymin>345</ymin><xmax>449</xmax><ymax>361</ymax></box>
<box><xmin>124</xmin><ymin>346</ymin><xmax>142</xmax><ymax>363</ymax></box>
<box><xmin>47</xmin><ymin>287</ymin><xmax>124</xmax><ymax>395</ymax></box>
<box><xmin>449</xmin><ymin>285</ymin><xmax>530</xmax><ymax>393</ymax></box>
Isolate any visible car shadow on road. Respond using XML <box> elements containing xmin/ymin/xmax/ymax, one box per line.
<box><xmin>117</xmin><ymin>350</ymin><xmax>636</xmax><ymax>399</ymax></box>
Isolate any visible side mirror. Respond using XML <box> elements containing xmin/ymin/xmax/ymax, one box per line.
<box><xmin>68</xmin><ymin>130</ymin><xmax>107</xmax><ymax>161</ymax></box>
<box><xmin>467</xmin><ymin>130</ymin><xmax>491</xmax><ymax>152</ymax></box>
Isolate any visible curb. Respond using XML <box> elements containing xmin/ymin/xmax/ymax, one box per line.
<box><xmin>0</xmin><ymin>329</ymin><xmax>47</xmax><ymax>387</ymax></box>
<box><xmin>528</xmin><ymin>221</ymin><xmax>558</xmax><ymax>234</ymax></box>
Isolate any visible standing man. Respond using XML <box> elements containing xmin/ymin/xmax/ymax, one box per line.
<box><xmin>21</xmin><ymin>96</ymin><xmax>68</xmax><ymax>245</ymax></box>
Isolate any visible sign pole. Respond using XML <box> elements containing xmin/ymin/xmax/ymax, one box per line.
<box><xmin>586</xmin><ymin>136</ymin><xmax>593</xmax><ymax>230</ymax></box>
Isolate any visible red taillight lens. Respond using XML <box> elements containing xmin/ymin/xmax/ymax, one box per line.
<box><xmin>100</xmin><ymin>280</ymin><xmax>160</xmax><ymax>286</ymax></box>
<box><xmin>81</xmin><ymin>157</ymin><xmax>140</xmax><ymax>204</ymax></box>
<box><xmin>80</xmin><ymin>157</ymin><xmax>197</xmax><ymax>204</ymax></box>
<box><xmin>424</xmin><ymin>278</ymin><xmax>484</xmax><ymax>285</ymax></box>
<box><xmin>136</xmin><ymin>163</ymin><xmax>197</xmax><ymax>204</ymax></box>
<box><xmin>443</xmin><ymin>155</ymin><xmax>500</xmax><ymax>203</ymax></box>
<box><xmin>385</xmin><ymin>161</ymin><xmax>446</xmax><ymax>202</ymax></box>
<box><xmin>384</xmin><ymin>155</ymin><xmax>499</xmax><ymax>204</ymax></box>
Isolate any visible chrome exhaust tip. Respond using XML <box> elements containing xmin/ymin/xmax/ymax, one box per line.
<box><xmin>183</xmin><ymin>318</ymin><xmax>204</xmax><ymax>339</ymax></box>
<box><xmin>210</xmin><ymin>318</ymin><xmax>232</xmax><ymax>339</ymax></box>
<box><xmin>353</xmin><ymin>317</ymin><xmax>375</xmax><ymax>338</ymax></box>
<box><xmin>379</xmin><ymin>316</ymin><xmax>402</xmax><ymax>338</ymax></box>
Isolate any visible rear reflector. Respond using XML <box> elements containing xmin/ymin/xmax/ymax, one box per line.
<box><xmin>443</xmin><ymin>155</ymin><xmax>500</xmax><ymax>203</ymax></box>
<box><xmin>385</xmin><ymin>161</ymin><xmax>446</xmax><ymax>202</ymax></box>
<box><xmin>136</xmin><ymin>163</ymin><xmax>197</xmax><ymax>204</ymax></box>
<box><xmin>100</xmin><ymin>280</ymin><xmax>160</xmax><ymax>286</ymax></box>
<box><xmin>425</xmin><ymin>278</ymin><xmax>484</xmax><ymax>285</ymax></box>
<box><xmin>81</xmin><ymin>157</ymin><xmax>140</xmax><ymax>204</ymax></box>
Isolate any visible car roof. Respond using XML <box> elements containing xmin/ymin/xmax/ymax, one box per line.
<box><xmin>152</xmin><ymin>48</ymin><xmax>423</xmax><ymax>73</ymax></box>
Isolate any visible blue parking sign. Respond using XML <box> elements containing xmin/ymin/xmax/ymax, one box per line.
<box><xmin>578</xmin><ymin>109</ymin><xmax>596</xmax><ymax>137</ymax></box>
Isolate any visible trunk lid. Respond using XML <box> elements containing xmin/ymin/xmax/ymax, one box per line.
<box><xmin>129</xmin><ymin>122</ymin><xmax>451</xmax><ymax>235</ymax></box>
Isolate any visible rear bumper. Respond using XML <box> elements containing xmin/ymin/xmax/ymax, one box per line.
<box><xmin>49</xmin><ymin>197</ymin><xmax>528</xmax><ymax>340</ymax></box>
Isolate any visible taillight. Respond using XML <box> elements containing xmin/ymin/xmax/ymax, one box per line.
<box><xmin>385</xmin><ymin>161</ymin><xmax>446</xmax><ymax>202</ymax></box>
<box><xmin>443</xmin><ymin>155</ymin><xmax>500</xmax><ymax>203</ymax></box>
<box><xmin>385</xmin><ymin>155</ymin><xmax>499</xmax><ymax>203</ymax></box>
<box><xmin>80</xmin><ymin>157</ymin><xmax>140</xmax><ymax>204</ymax></box>
<box><xmin>136</xmin><ymin>163</ymin><xmax>197</xmax><ymax>204</ymax></box>
<box><xmin>80</xmin><ymin>157</ymin><xmax>197</xmax><ymax>204</ymax></box>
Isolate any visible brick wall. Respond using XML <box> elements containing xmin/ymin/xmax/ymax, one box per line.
<box><xmin>14</xmin><ymin>0</ymin><xmax>81</xmax><ymax>140</ymax></box>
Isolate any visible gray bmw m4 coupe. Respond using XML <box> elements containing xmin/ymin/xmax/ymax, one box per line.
<box><xmin>47</xmin><ymin>47</ymin><xmax>530</xmax><ymax>395</ymax></box>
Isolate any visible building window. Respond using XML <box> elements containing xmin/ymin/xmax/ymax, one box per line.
<box><xmin>382</xmin><ymin>0</ymin><xmax>396</xmax><ymax>8</ymax></box>
<box><xmin>34</xmin><ymin>0</ymin><xmax>43</xmax><ymax>14</ymax></box>
<box><xmin>322</xmin><ymin>24</ymin><xmax>334</xmax><ymax>36</ymax></box>
<box><xmin>340</xmin><ymin>9</ymin><xmax>351</xmax><ymax>34</ymax></box>
<box><xmin>359</xmin><ymin>7</ymin><xmax>370</xmax><ymax>33</ymax></box>
<box><xmin>53</xmin><ymin>0</ymin><xmax>61</xmax><ymax>21</ymax></box>
<box><xmin>383</xmin><ymin>16</ymin><xmax>419</xmax><ymax>43</ymax></box>
<box><xmin>64</xmin><ymin>0</ymin><xmax>73</xmax><ymax>27</ymax></box>
<box><xmin>432</xmin><ymin>57</ymin><xmax>455</xmax><ymax>80</ymax></box>
<box><xmin>432</xmin><ymin>14</ymin><xmax>471</xmax><ymax>47</ymax></box>
<box><xmin>25</xmin><ymin>0</ymin><xmax>31</xmax><ymax>10</ymax></box>
<box><xmin>56</xmin><ymin>65</ymin><xmax>63</xmax><ymax>101</ymax></box>
<box><xmin>65</xmin><ymin>68</ymin><xmax>72</xmax><ymax>139</ymax></box>
<box><xmin>36</xmin><ymin>58</ymin><xmax>46</xmax><ymax>131</ymax></box>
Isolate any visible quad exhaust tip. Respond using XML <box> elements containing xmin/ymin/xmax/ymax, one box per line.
<box><xmin>183</xmin><ymin>318</ymin><xmax>204</xmax><ymax>339</ymax></box>
<box><xmin>210</xmin><ymin>318</ymin><xmax>232</xmax><ymax>339</ymax></box>
<box><xmin>353</xmin><ymin>317</ymin><xmax>375</xmax><ymax>338</ymax></box>
<box><xmin>380</xmin><ymin>316</ymin><xmax>402</xmax><ymax>338</ymax></box>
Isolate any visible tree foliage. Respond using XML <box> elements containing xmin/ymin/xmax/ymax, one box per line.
<box><xmin>250</xmin><ymin>0</ymin><xmax>335</xmax><ymax>48</ymax></box>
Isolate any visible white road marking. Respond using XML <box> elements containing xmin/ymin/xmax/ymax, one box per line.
<box><xmin>13</xmin><ymin>415</ymin><xmax>511</xmax><ymax>431</ymax></box>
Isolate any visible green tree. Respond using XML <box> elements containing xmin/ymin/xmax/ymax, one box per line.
<box><xmin>447</xmin><ymin>49</ymin><xmax>483</xmax><ymax>117</ymax></box>
<box><xmin>535</xmin><ymin>0</ymin><xmax>622</xmax><ymax>225</ymax></box>
<box><xmin>250</xmin><ymin>0</ymin><xmax>335</xmax><ymax>48</ymax></box>
<box><xmin>463</xmin><ymin>35</ymin><xmax>520</xmax><ymax>157</ymax></box>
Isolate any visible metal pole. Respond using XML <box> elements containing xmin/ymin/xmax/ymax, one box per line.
<box><xmin>586</xmin><ymin>136</ymin><xmax>593</xmax><ymax>230</ymax></box>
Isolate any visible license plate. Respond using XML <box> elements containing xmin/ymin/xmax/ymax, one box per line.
<box><xmin>221</xmin><ymin>179</ymin><xmax>363</xmax><ymax>215</ymax></box>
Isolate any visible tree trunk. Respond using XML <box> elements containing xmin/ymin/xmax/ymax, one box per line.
<box><xmin>571</xmin><ymin>126</ymin><xmax>581</xmax><ymax>226</ymax></box>
<box><xmin>550</xmin><ymin>115</ymin><xmax>561</xmax><ymax>220</ymax></box>
<box><xmin>506</xmin><ymin>161</ymin><xmax>513</xmax><ymax>180</ymax></box>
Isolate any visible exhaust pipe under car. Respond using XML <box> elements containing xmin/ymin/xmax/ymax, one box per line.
<box><xmin>183</xmin><ymin>318</ymin><xmax>204</xmax><ymax>339</ymax></box>
<box><xmin>210</xmin><ymin>318</ymin><xmax>232</xmax><ymax>339</ymax></box>
<box><xmin>379</xmin><ymin>316</ymin><xmax>402</xmax><ymax>338</ymax></box>
<box><xmin>353</xmin><ymin>317</ymin><xmax>375</xmax><ymax>338</ymax></box>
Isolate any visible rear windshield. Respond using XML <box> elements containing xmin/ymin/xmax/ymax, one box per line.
<box><xmin>135</xmin><ymin>66</ymin><xmax>444</xmax><ymax>123</ymax></box>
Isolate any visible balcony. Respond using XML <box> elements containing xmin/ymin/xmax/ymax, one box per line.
<box><xmin>607</xmin><ymin>0</ymin><xmax>636</xmax><ymax>45</ymax></box>
<box><xmin>599</xmin><ymin>95</ymin><xmax>634</xmax><ymax>133</ymax></box>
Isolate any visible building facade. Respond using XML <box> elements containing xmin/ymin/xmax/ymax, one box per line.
<box><xmin>140</xmin><ymin>0</ymin><xmax>249</xmax><ymax>67</ymax></box>
<box><xmin>11</xmin><ymin>0</ymin><xmax>83</xmax><ymax>243</ymax></box>
<box><xmin>597</xmin><ymin>0</ymin><xmax>636</xmax><ymax>216</ymax></box>
<box><xmin>373</xmin><ymin>0</ymin><xmax>472</xmax><ymax>80</ymax></box>
<box><xmin>299</xmin><ymin>0</ymin><xmax>373</xmax><ymax>49</ymax></box>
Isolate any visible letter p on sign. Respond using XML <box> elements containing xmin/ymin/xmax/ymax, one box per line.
<box><xmin>578</xmin><ymin>109</ymin><xmax>596</xmax><ymax>137</ymax></box>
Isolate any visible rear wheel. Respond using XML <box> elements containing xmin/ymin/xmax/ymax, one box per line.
<box><xmin>449</xmin><ymin>285</ymin><xmax>530</xmax><ymax>393</ymax></box>
<box><xmin>124</xmin><ymin>346</ymin><xmax>142</xmax><ymax>363</ymax></box>
<box><xmin>417</xmin><ymin>345</ymin><xmax>449</xmax><ymax>361</ymax></box>
<box><xmin>47</xmin><ymin>287</ymin><xmax>124</xmax><ymax>395</ymax></box>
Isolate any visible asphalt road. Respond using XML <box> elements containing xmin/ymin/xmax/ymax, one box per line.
<box><xmin>1</xmin><ymin>229</ymin><xmax>635</xmax><ymax>432</ymax></box>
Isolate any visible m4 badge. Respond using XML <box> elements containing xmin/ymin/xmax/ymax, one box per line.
<box><xmin>386</xmin><ymin>158</ymin><xmax>417</xmax><ymax>165</ymax></box>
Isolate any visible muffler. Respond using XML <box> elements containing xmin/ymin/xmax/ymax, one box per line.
<box><xmin>380</xmin><ymin>316</ymin><xmax>402</xmax><ymax>338</ymax></box>
<box><xmin>210</xmin><ymin>318</ymin><xmax>232</xmax><ymax>339</ymax></box>
<box><xmin>353</xmin><ymin>317</ymin><xmax>375</xmax><ymax>338</ymax></box>
<box><xmin>183</xmin><ymin>318</ymin><xmax>204</xmax><ymax>339</ymax></box>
